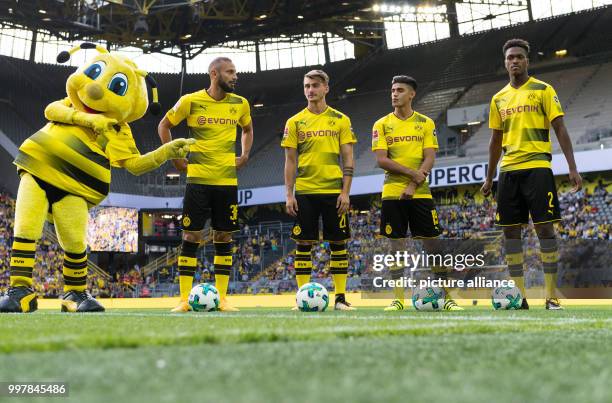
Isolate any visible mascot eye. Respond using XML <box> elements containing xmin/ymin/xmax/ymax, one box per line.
<box><xmin>84</xmin><ymin>61</ymin><xmax>106</xmax><ymax>80</ymax></box>
<box><xmin>108</xmin><ymin>73</ymin><xmax>128</xmax><ymax>96</ymax></box>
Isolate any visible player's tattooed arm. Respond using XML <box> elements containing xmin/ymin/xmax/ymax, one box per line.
<box><xmin>338</xmin><ymin>143</ymin><xmax>354</xmax><ymax>215</ymax></box>
<box><xmin>236</xmin><ymin>121</ymin><xmax>254</xmax><ymax>170</ymax></box>
<box><xmin>284</xmin><ymin>147</ymin><xmax>299</xmax><ymax>217</ymax></box>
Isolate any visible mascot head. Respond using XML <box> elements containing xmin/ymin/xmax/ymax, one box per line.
<box><xmin>57</xmin><ymin>43</ymin><xmax>161</xmax><ymax>123</ymax></box>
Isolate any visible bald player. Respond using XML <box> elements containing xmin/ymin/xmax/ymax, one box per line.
<box><xmin>158</xmin><ymin>57</ymin><xmax>253</xmax><ymax>312</ymax></box>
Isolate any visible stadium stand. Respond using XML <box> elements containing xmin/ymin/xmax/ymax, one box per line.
<box><xmin>2</xmin><ymin>8</ymin><xmax>612</xmax><ymax>191</ymax></box>
<box><xmin>3</xmin><ymin>171</ymin><xmax>608</xmax><ymax>296</ymax></box>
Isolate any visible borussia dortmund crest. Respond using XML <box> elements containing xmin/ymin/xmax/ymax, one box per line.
<box><xmin>183</xmin><ymin>216</ymin><xmax>191</xmax><ymax>227</ymax></box>
<box><xmin>293</xmin><ymin>225</ymin><xmax>302</xmax><ymax>236</ymax></box>
<box><xmin>385</xmin><ymin>224</ymin><xmax>392</xmax><ymax>235</ymax></box>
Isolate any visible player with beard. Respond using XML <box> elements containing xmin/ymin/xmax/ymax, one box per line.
<box><xmin>158</xmin><ymin>57</ymin><xmax>253</xmax><ymax>312</ymax></box>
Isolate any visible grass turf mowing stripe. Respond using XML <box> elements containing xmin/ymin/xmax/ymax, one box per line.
<box><xmin>1</xmin><ymin>307</ymin><xmax>610</xmax><ymax>353</ymax></box>
<box><xmin>1</xmin><ymin>329</ymin><xmax>611</xmax><ymax>403</ymax></box>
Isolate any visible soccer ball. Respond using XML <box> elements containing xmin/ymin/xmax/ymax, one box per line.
<box><xmin>492</xmin><ymin>286</ymin><xmax>522</xmax><ymax>310</ymax></box>
<box><xmin>188</xmin><ymin>283</ymin><xmax>220</xmax><ymax>312</ymax></box>
<box><xmin>412</xmin><ymin>286</ymin><xmax>446</xmax><ymax>311</ymax></box>
<box><xmin>296</xmin><ymin>282</ymin><xmax>329</xmax><ymax>312</ymax></box>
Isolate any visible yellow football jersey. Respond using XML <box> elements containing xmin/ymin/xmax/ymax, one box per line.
<box><xmin>371</xmin><ymin>111</ymin><xmax>438</xmax><ymax>199</ymax></box>
<box><xmin>165</xmin><ymin>90</ymin><xmax>251</xmax><ymax>186</ymax></box>
<box><xmin>489</xmin><ymin>76</ymin><xmax>564</xmax><ymax>172</ymax></box>
<box><xmin>15</xmin><ymin>118</ymin><xmax>140</xmax><ymax>206</ymax></box>
<box><xmin>281</xmin><ymin>106</ymin><xmax>356</xmax><ymax>194</ymax></box>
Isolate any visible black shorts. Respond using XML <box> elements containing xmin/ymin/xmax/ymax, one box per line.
<box><xmin>182</xmin><ymin>184</ymin><xmax>239</xmax><ymax>232</ymax></box>
<box><xmin>496</xmin><ymin>168</ymin><xmax>560</xmax><ymax>226</ymax></box>
<box><xmin>380</xmin><ymin>198</ymin><xmax>441</xmax><ymax>239</ymax></box>
<box><xmin>291</xmin><ymin>194</ymin><xmax>350</xmax><ymax>242</ymax></box>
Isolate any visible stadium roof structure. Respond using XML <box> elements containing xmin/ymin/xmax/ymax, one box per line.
<box><xmin>0</xmin><ymin>0</ymin><xmax>532</xmax><ymax>59</ymax></box>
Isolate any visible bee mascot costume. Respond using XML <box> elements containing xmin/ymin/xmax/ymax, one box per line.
<box><xmin>0</xmin><ymin>43</ymin><xmax>194</xmax><ymax>313</ymax></box>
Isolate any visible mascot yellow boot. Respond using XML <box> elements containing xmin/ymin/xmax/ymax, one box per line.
<box><xmin>0</xmin><ymin>43</ymin><xmax>194</xmax><ymax>313</ymax></box>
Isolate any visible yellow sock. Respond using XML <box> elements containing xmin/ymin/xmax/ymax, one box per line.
<box><xmin>213</xmin><ymin>242</ymin><xmax>233</xmax><ymax>300</ymax></box>
<box><xmin>393</xmin><ymin>284</ymin><xmax>404</xmax><ymax>303</ymax></box>
<box><xmin>177</xmin><ymin>240</ymin><xmax>199</xmax><ymax>301</ymax></box>
<box><xmin>9</xmin><ymin>237</ymin><xmax>36</xmax><ymax>288</ymax></box>
<box><xmin>541</xmin><ymin>238</ymin><xmax>559</xmax><ymax>299</ymax></box>
<box><xmin>444</xmin><ymin>287</ymin><xmax>456</xmax><ymax>300</ymax></box>
<box><xmin>296</xmin><ymin>274</ymin><xmax>310</xmax><ymax>289</ymax></box>
<box><xmin>295</xmin><ymin>244</ymin><xmax>313</xmax><ymax>289</ymax></box>
<box><xmin>216</xmin><ymin>274</ymin><xmax>229</xmax><ymax>300</ymax></box>
<box><xmin>512</xmin><ymin>276</ymin><xmax>526</xmax><ymax>297</ymax></box>
<box><xmin>389</xmin><ymin>266</ymin><xmax>405</xmax><ymax>302</ymax></box>
<box><xmin>544</xmin><ymin>272</ymin><xmax>557</xmax><ymax>299</ymax></box>
<box><xmin>62</xmin><ymin>251</ymin><xmax>88</xmax><ymax>292</ymax></box>
<box><xmin>333</xmin><ymin>273</ymin><xmax>347</xmax><ymax>295</ymax></box>
<box><xmin>179</xmin><ymin>275</ymin><xmax>193</xmax><ymax>301</ymax></box>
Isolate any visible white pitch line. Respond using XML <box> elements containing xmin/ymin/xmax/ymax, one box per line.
<box><xmin>29</xmin><ymin>311</ymin><xmax>612</xmax><ymax>325</ymax></box>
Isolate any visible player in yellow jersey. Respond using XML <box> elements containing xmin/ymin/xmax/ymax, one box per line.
<box><xmin>481</xmin><ymin>39</ymin><xmax>582</xmax><ymax>310</ymax></box>
<box><xmin>282</xmin><ymin>70</ymin><xmax>356</xmax><ymax>310</ymax></box>
<box><xmin>158</xmin><ymin>57</ymin><xmax>253</xmax><ymax>312</ymax></box>
<box><xmin>372</xmin><ymin>75</ymin><xmax>462</xmax><ymax>311</ymax></box>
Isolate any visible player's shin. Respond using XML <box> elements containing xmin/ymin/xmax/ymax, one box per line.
<box><xmin>540</xmin><ymin>238</ymin><xmax>559</xmax><ymax>299</ymax></box>
<box><xmin>505</xmin><ymin>238</ymin><xmax>526</xmax><ymax>296</ymax></box>
<box><xmin>178</xmin><ymin>240</ymin><xmax>199</xmax><ymax>301</ymax></box>
<box><xmin>330</xmin><ymin>242</ymin><xmax>348</xmax><ymax>296</ymax></box>
<box><xmin>213</xmin><ymin>241</ymin><xmax>233</xmax><ymax>300</ymax></box>
<box><xmin>294</xmin><ymin>243</ymin><xmax>313</xmax><ymax>289</ymax></box>
<box><xmin>390</xmin><ymin>263</ymin><xmax>405</xmax><ymax>303</ymax></box>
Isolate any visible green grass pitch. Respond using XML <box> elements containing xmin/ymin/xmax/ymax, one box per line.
<box><xmin>1</xmin><ymin>306</ymin><xmax>611</xmax><ymax>403</ymax></box>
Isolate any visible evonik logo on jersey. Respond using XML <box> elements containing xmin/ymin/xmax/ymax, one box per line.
<box><xmin>386</xmin><ymin>135</ymin><xmax>423</xmax><ymax>146</ymax></box>
<box><xmin>196</xmin><ymin>116</ymin><xmax>239</xmax><ymax>126</ymax></box>
<box><xmin>297</xmin><ymin>129</ymin><xmax>339</xmax><ymax>142</ymax></box>
<box><xmin>499</xmin><ymin>104</ymin><xmax>540</xmax><ymax>121</ymax></box>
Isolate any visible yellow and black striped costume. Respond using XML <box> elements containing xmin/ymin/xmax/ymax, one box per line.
<box><xmin>15</xmin><ymin>104</ymin><xmax>140</xmax><ymax>206</ymax></box>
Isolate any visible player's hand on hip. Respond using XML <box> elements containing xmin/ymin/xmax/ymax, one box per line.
<box><xmin>236</xmin><ymin>154</ymin><xmax>249</xmax><ymax>170</ymax></box>
<box><xmin>172</xmin><ymin>158</ymin><xmax>188</xmax><ymax>172</ymax></box>
<box><xmin>481</xmin><ymin>179</ymin><xmax>492</xmax><ymax>197</ymax></box>
<box><xmin>569</xmin><ymin>169</ymin><xmax>582</xmax><ymax>192</ymax></box>
<box><xmin>336</xmin><ymin>192</ymin><xmax>350</xmax><ymax>215</ymax></box>
<box><xmin>286</xmin><ymin>195</ymin><xmax>298</xmax><ymax>217</ymax></box>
